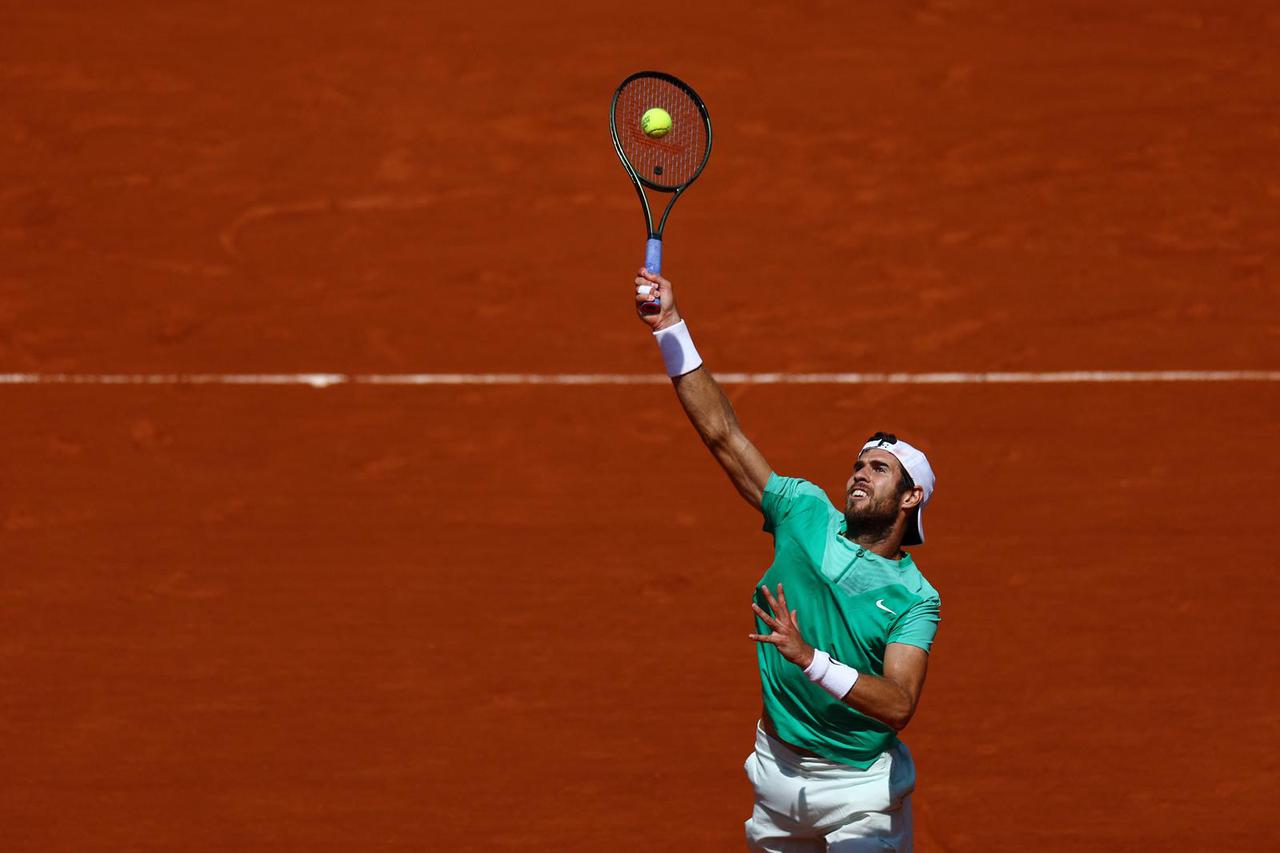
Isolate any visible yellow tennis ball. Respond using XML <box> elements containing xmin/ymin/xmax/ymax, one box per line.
<box><xmin>641</xmin><ymin>107</ymin><xmax>672</xmax><ymax>138</ymax></box>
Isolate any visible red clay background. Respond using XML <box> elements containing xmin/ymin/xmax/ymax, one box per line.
<box><xmin>2</xmin><ymin>2</ymin><xmax>1278</xmax><ymax>851</ymax></box>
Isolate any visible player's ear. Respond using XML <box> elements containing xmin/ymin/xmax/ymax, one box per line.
<box><xmin>900</xmin><ymin>485</ymin><xmax>924</xmax><ymax>512</ymax></box>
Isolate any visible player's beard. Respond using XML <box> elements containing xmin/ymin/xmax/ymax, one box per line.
<box><xmin>844</xmin><ymin>492</ymin><xmax>900</xmax><ymax>543</ymax></box>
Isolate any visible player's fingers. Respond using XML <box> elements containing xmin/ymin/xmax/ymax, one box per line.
<box><xmin>776</xmin><ymin>584</ymin><xmax>789</xmax><ymax>613</ymax></box>
<box><xmin>635</xmin><ymin>287</ymin><xmax>660</xmax><ymax>306</ymax></box>
<box><xmin>747</xmin><ymin>633</ymin><xmax>778</xmax><ymax>644</ymax></box>
<box><xmin>751</xmin><ymin>603</ymin><xmax>778</xmax><ymax>627</ymax></box>
<box><xmin>760</xmin><ymin>584</ymin><xmax>780</xmax><ymax>611</ymax></box>
<box><xmin>635</xmin><ymin>283</ymin><xmax>653</xmax><ymax>298</ymax></box>
<box><xmin>639</xmin><ymin>269</ymin><xmax>672</xmax><ymax>292</ymax></box>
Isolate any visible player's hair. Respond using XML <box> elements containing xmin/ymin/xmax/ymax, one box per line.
<box><xmin>896</xmin><ymin>464</ymin><xmax>916</xmax><ymax>496</ymax></box>
<box><xmin>863</xmin><ymin>431</ymin><xmax>916</xmax><ymax>496</ymax></box>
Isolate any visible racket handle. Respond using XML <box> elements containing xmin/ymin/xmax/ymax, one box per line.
<box><xmin>644</xmin><ymin>238</ymin><xmax>663</xmax><ymax>275</ymax></box>
<box><xmin>640</xmin><ymin>238</ymin><xmax>662</xmax><ymax>316</ymax></box>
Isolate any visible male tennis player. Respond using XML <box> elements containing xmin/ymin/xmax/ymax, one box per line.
<box><xmin>634</xmin><ymin>268</ymin><xmax>941</xmax><ymax>852</ymax></box>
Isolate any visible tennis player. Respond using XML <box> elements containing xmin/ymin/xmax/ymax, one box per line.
<box><xmin>634</xmin><ymin>268</ymin><xmax>941</xmax><ymax>851</ymax></box>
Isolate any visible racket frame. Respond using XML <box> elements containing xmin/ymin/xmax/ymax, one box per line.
<box><xmin>610</xmin><ymin>70</ymin><xmax>712</xmax><ymax>309</ymax></box>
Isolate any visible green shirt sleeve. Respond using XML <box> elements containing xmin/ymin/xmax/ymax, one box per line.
<box><xmin>761</xmin><ymin>473</ymin><xmax>837</xmax><ymax>535</ymax></box>
<box><xmin>887</xmin><ymin>596</ymin><xmax>941</xmax><ymax>653</ymax></box>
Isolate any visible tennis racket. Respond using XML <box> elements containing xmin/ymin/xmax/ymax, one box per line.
<box><xmin>610</xmin><ymin>71</ymin><xmax>713</xmax><ymax>315</ymax></box>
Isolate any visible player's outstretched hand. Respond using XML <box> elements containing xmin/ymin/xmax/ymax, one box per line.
<box><xmin>634</xmin><ymin>268</ymin><xmax>682</xmax><ymax>332</ymax></box>
<box><xmin>749</xmin><ymin>584</ymin><xmax>816</xmax><ymax>670</ymax></box>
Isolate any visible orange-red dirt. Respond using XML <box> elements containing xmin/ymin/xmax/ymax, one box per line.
<box><xmin>2</xmin><ymin>3</ymin><xmax>1278</xmax><ymax>851</ymax></box>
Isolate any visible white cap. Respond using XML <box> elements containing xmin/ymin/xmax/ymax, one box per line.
<box><xmin>859</xmin><ymin>434</ymin><xmax>936</xmax><ymax>546</ymax></box>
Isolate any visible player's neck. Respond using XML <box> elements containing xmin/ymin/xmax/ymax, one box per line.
<box><xmin>843</xmin><ymin>529</ymin><xmax>905</xmax><ymax>560</ymax></box>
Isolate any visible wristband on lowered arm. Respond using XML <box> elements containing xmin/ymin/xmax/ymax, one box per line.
<box><xmin>803</xmin><ymin>649</ymin><xmax>860</xmax><ymax>700</ymax></box>
<box><xmin>652</xmin><ymin>319</ymin><xmax>703</xmax><ymax>378</ymax></box>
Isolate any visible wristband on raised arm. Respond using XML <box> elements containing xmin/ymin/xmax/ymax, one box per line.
<box><xmin>652</xmin><ymin>319</ymin><xmax>703</xmax><ymax>378</ymax></box>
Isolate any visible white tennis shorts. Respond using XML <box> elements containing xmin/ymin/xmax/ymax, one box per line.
<box><xmin>743</xmin><ymin>722</ymin><xmax>916</xmax><ymax>852</ymax></box>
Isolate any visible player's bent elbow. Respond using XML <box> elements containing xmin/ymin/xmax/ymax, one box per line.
<box><xmin>880</xmin><ymin>696</ymin><xmax>919</xmax><ymax>732</ymax></box>
<box><xmin>886</xmin><ymin>710</ymin><xmax>913</xmax><ymax>732</ymax></box>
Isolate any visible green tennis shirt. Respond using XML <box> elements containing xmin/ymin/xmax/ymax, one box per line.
<box><xmin>755</xmin><ymin>473</ymin><xmax>941</xmax><ymax>768</ymax></box>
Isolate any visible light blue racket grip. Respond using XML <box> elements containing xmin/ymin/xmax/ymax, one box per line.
<box><xmin>644</xmin><ymin>238</ymin><xmax>663</xmax><ymax>275</ymax></box>
<box><xmin>640</xmin><ymin>238</ymin><xmax>663</xmax><ymax>315</ymax></box>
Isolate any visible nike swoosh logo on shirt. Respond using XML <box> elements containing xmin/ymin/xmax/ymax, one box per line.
<box><xmin>875</xmin><ymin>599</ymin><xmax>897</xmax><ymax>615</ymax></box>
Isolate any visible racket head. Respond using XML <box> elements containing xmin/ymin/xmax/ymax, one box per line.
<box><xmin>610</xmin><ymin>71</ymin><xmax>712</xmax><ymax>194</ymax></box>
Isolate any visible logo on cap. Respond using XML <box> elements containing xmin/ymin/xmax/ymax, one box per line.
<box><xmin>869</xmin><ymin>431</ymin><xmax>898</xmax><ymax>449</ymax></box>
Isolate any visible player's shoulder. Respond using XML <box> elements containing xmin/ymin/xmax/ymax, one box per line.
<box><xmin>761</xmin><ymin>473</ymin><xmax>841</xmax><ymax>535</ymax></box>
<box><xmin>765</xmin><ymin>473</ymin><xmax>837</xmax><ymax>507</ymax></box>
<box><xmin>900</xmin><ymin>557</ymin><xmax>941</xmax><ymax>606</ymax></box>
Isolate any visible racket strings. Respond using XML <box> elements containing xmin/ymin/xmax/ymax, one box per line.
<box><xmin>614</xmin><ymin>76</ymin><xmax>708</xmax><ymax>190</ymax></box>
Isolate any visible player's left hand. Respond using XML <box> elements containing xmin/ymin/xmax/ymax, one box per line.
<box><xmin>749</xmin><ymin>584</ymin><xmax>816</xmax><ymax>670</ymax></box>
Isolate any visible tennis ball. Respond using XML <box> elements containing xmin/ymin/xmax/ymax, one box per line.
<box><xmin>641</xmin><ymin>107</ymin><xmax>672</xmax><ymax>138</ymax></box>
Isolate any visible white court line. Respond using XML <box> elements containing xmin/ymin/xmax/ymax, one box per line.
<box><xmin>0</xmin><ymin>371</ymin><xmax>1277</xmax><ymax>388</ymax></box>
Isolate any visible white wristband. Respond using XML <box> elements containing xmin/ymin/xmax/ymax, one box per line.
<box><xmin>652</xmin><ymin>320</ymin><xmax>703</xmax><ymax>378</ymax></box>
<box><xmin>803</xmin><ymin>649</ymin><xmax>860</xmax><ymax>700</ymax></box>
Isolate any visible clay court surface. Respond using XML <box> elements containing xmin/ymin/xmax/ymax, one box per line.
<box><xmin>3</xmin><ymin>2</ymin><xmax>1278</xmax><ymax>851</ymax></box>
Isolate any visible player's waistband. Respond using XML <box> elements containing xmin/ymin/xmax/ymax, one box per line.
<box><xmin>755</xmin><ymin>721</ymin><xmax>895</xmax><ymax>777</ymax></box>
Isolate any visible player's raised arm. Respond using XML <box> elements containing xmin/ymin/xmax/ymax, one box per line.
<box><xmin>634</xmin><ymin>268</ymin><xmax>772</xmax><ymax>510</ymax></box>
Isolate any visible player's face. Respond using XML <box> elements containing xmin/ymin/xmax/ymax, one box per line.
<box><xmin>844</xmin><ymin>449</ymin><xmax>908</xmax><ymax>523</ymax></box>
